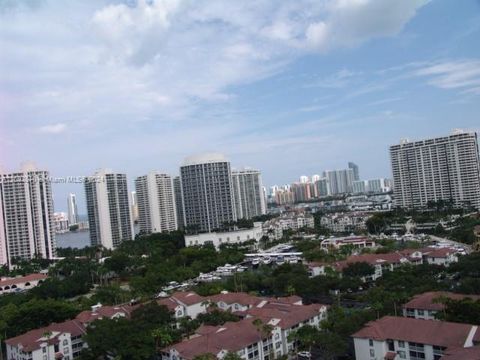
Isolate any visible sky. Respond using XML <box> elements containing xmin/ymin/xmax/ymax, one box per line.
<box><xmin>1</xmin><ymin>0</ymin><xmax>480</xmax><ymax>214</ymax></box>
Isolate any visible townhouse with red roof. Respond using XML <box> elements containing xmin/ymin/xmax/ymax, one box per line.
<box><xmin>5</xmin><ymin>320</ymin><xmax>87</xmax><ymax>360</ymax></box>
<box><xmin>161</xmin><ymin>293</ymin><xmax>328</xmax><ymax>360</ymax></box>
<box><xmin>157</xmin><ymin>291</ymin><xmax>209</xmax><ymax>319</ymax></box>
<box><xmin>402</xmin><ymin>292</ymin><xmax>480</xmax><ymax>320</ymax></box>
<box><xmin>352</xmin><ymin>316</ymin><xmax>480</xmax><ymax>360</ymax></box>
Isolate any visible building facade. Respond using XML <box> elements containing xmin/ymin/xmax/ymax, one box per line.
<box><xmin>184</xmin><ymin>222</ymin><xmax>263</xmax><ymax>249</ymax></box>
<box><xmin>324</xmin><ymin>168</ymin><xmax>355</xmax><ymax>195</ymax></box>
<box><xmin>67</xmin><ymin>193</ymin><xmax>78</xmax><ymax>225</ymax></box>
<box><xmin>173</xmin><ymin>176</ymin><xmax>185</xmax><ymax>230</ymax></box>
<box><xmin>232</xmin><ymin>168</ymin><xmax>266</xmax><ymax>220</ymax></box>
<box><xmin>390</xmin><ymin>131</ymin><xmax>480</xmax><ymax>210</ymax></box>
<box><xmin>352</xmin><ymin>316</ymin><xmax>480</xmax><ymax>360</ymax></box>
<box><xmin>5</xmin><ymin>320</ymin><xmax>87</xmax><ymax>360</ymax></box>
<box><xmin>348</xmin><ymin>162</ymin><xmax>360</xmax><ymax>181</ymax></box>
<box><xmin>180</xmin><ymin>154</ymin><xmax>236</xmax><ymax>233</ymax></box>
<box><xmin>0</xmin><ymin>165</ymin><xmax>56</xmax><ymax>267</ymax></box>
<box><xmin>84</xmin><ymin>169</ymin><xmax>134</xmax><ymax>250</ymax></box>
<box><xmin>135</xmin><ymin>172</ymin><xmax>177</xmax><ymax>234</ymax></box>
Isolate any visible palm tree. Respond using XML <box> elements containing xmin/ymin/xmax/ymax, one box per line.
<box><xmin>42</xmin><ymin>331</ymin><xmax>52</xmax><ymax>360</ymax></box>
<box><xmin>252</xmin><ymin>319</ymin><xmax>274</xmax><ymax>360</ymax></box>
<box><xmin>151</xmin><ymin>327</ymin><xmax>173</xmax><ymax>351</ymax></box>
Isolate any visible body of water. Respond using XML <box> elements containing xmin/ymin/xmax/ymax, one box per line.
<box><xmin>56</xmin><ymin>230</ymin><xmax>91</xmax><ymax>248</ymax></box>
<box><xmin>55</xmin><ymin>225</ymin><xmax>140</xmax><ymax>249</ymax></box>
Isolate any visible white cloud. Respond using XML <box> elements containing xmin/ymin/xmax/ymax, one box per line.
<box><xmin>0</xmin><ymin>0</ymin><xmax>429</xmax><ymax>182</ymax></box>
<box><xmin>305</xmin><ymin>0</ymin><xmax>430</xmax><ymax>51</ymax></box>
<box><xmin>37</xmin><ymin>123</ymin><xmax>67</xmax><ymax>134</ymax></box>
<box><xmin>413</xmin><ymin>60</ymin><xmax>480</xmax><ymax>95</ymax></box>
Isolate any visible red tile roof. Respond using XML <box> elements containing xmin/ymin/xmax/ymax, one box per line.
<box><xmin>403</xmin><ymin>292</ymin><xmax>480</xmax><ymax>311</ymax></box>
<box><xmin>245</xmin><ymin>302</ymin><xmax>324</xmax><ymax>330</ymax></box>
<box><xmin>330</xmin><ymin>252</ymin><xmax>408</xmax><ymax>271</ymax></box>
<box><xmin>5</xmin><ymin>320</ymin><xmax>85</xmax><ymax>352</ymax></box>
<box><xmin>157</xmin><ymin>297</ymin><xmax>181</xmax><ymax>312</ymax></box>
<box><xmin>75</xmin><ymin>304</ymin><xmax>134</xmax><ymax>324</ymax></box>
<box><xmin>208</xmin><ymin>292</ymin><xmax>263</xmax><ymax>307</ymax></box>
<box><xmin>171</xmin><ymin>291</ymin><xmax>206</xmax><ymax>306</ymax></box>
<box><xmin>422</xmin><ymin>248</ymin><xmax>458</xmax><ymax>259</ymax></box>
<box><xmin>0</xmin><ymin>273</ymin><xmax>48</xmax><ymax>288</ymax></box>
<box><xmin>440</xmin><ymin>346</ymin><xmax>480</xmax><ymax>360</ymax></box>
<box><xmin>352</xmin><ymin>316</ymin><xmax>478</xmax><ymax>348</ymax></box>
<box><xmin>163</xmin><ymin>319</ymin><xmax>267</xmax><ymax>360</ymax></box>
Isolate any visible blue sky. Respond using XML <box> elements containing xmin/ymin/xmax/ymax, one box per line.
<box><xmin>1</xmin><ymin>0</ymin><xmax>479</xmax><ymax>213</ymax></box>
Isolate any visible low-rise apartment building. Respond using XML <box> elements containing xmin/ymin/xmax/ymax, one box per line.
<box><xmin>75</xmin><ymin>303</ymin><xmax>135</xmax><ymax>325</ymax></box>
<box><xmin>184</xmin><ymin>223</ymin><xmax>263</xmax><ymax>249</ymax></box>
<box><xmin>320</xmin><ymin>213</ymin><xmax>369</xmax><ymax>233</ymax></box>
<box><xmin>403</xmin><ymin>292</ymin><xmax>480</xmax><ymax>320</ymax></box>
<box><xmin>352</xmin><ymin>316</ymin><xmax>480</xmax><ymax>360</ymax></box>
<box><xmin>307</xmin><ymin>247</ymin><xmax>459</xmax><ymax>281</ymax></box>
<box><xmin>161</xmin><ymin>293</ymin><xmax>328</xmax><ymax>360</ymax></box>
<box><xmin>157</xmin><ymin>291</ymin><xmax>208</xmax><ymax>319</ymax></box>
<box><xmin>0</xmin><ymin>273</ymin><xmax>48</xmax><ymax>295</ymax></box>
<box><xmin>5</xmin><ymin>320</ymin><xmax>87</xmax><ymax>360</ymax></box>
<box><xmin>320</xmin><ymin>236</ymin><xmax>376</xmax><ymax>251</ymax></box>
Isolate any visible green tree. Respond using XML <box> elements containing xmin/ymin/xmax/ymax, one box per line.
<box><xmin>342</xmin><ymin>262</ymin><xmax>375</xmax><ymax>278</ymax></box>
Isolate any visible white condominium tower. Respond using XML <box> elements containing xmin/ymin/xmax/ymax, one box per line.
<box><xmin>232</xmin><ymin>168</ymin><xmax>266</xmax><ymax>220</ymax></box>
<box><xmin>67</xmin><ymin>193</ymin><xmax>78</xmax><ymax>225</ymax></box>
<box><xmin>0</xmin><ymin>163</ymin><xmax>56</xmax><ymax>267</ymax></box>
<box><xmin>180</xmin><ymin>153</ymin><xmax>236</xmax><ymax>233</ymax></box>
<box><xmin>173</xmin><ymin>176</ymin><xmax>184</xmax><ymax>230</ymax></box>
<box><xmin>390</xmin><ymin>131</ymin><xmax>480</xmax><ymax>210</ymax></box>
<box><xmin>135</xmin><ymin>172</ymin><xmax>177</xmax><ymax>234</ymax></box>
<box><xmin>323</xmin><ymin>168</ymin><xmax>355</xmax><ymax>194</ymax></box>
<box><xmin>84</xmin><ymin>169</ymin><xmax>134</xmax><ymax>249</ymax></box>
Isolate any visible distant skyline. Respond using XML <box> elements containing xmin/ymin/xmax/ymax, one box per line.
<box><xmin>1</xmin><ymin>0</ymin><xmax>480</xmax><ymax>213</ymax></box>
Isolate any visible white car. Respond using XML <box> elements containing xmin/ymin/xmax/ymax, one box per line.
<box><xmin>297</xmin><ymin>351</ymin><xmax>311</xmax><ymax>358</ymax></box>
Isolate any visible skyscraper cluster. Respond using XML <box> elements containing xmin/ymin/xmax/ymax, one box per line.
<box><xmin>83</xmin><ymin>154</ymin><xmax>266</xmax><ymax>249</ymax></box>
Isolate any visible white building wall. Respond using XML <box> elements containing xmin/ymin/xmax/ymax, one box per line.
<box><xmin>185</xmin><ymin>223</ymin><xmax>263</xmax><ymax>249</ymax></box>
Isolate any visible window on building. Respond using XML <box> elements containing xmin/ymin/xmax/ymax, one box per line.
<box><xmin>417</xmin><ymin>309</ymin><xmax>424</xmax><ymax>316</ymax></box>
<box><xmin>398</xmin><ymin>351</ymin><xmax>406</xmax><ymax>359</ymax></box>
<box><xmin>409</xmin><ymin>343</ymin><xmax>426</xmax><ymax>360</ymax></box>
<box><xmin>398</xmin><ymin>341</ymin><xmax>405</xmax><ymax>348</ymax></box>
<box><xmin>433</xmin><ymin>346</ymin><xmax>445</xmax><ymax>360</ymax></box>
<box><xmin>63</xmin><ymin>340</ymin><xmax>68</xmax><ymax>346</ymax></box>
<box><xmin>369</xmin><ymin>349</ymin><xmax>375</xmax><ymax>357</ymax></box>
<box><xmin>369</xmin><ymin>339</ymin><xmax>373</xmax><ymax>347</ymax></box>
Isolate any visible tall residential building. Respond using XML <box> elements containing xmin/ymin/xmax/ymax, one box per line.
<box><xmin>367</xmin><ymin>178</ymin><xmax>392</xmax><ymax>193</ymax></box>
<box><xmin>274</xmin><ymin>189</ymin><xmax>295</xmax><ymax>205</ymax></box>
<box><xmin>84</xmin><ymin>169</ymin><xmax>134</xmax><ymax>250</ymax></box>
<box><xmin>352</xmin><ymin>180</ymin><xmax>367</xmax><ymax>194</ymax></box>
<box><xmin>299</xmin><ymin>175</ymin><xmax>309</xmax><ymax>184</ymax></box>
<box><xmin>290</xmin><ymin>182</ymin><xmax>313</xmax><ymax>202</ymax></box>
<box><xmin>348</xmin><ymin>162</ymin><xmax>360</xmax><ymax>181</ymax></box>
<box><xmin>180</xmin><ymin>153</ymin><xmax>236</xmax><ymax>232</ymax></box>
<box><xmin>130</xmin><ymin>191</ymin><xmax>139</xmax><ymax>223</ymax></box>
<box><xmin>231</xmin><ymin>168</ymin><xmax>266</xmax><ymax>220</ymax></box>
<box><xmin>173</xmin><ymin>176</ymin><xmax>184</xmax><ymax>230</ymax></box>
<box><xmin>324</xmin><ymin>168</ymin><xmax>355</xmax><ymax>194</ymax></box>
<box><xmin>135</xmin><ymin>172</ymin><xmax>177</xmax><ymax>234</ymax></box>
<box><xmin>390</xmin><ymin>131</ymin><xmax>480</xmax><ymax>209</ymax></box>
<box><xmin>0</xmin><ymin>164</ymin><xmax>56</xmax><ymax>267</ymax></box>
<box><xmin>67</xmin><ymin>193</ymin><xmax>78</xmax><ymax>225</ymax></box>
<box><xmin>315</xmin><ymin>178</ymin><xmax>330</xmax><ymax>197</ymax></box>
<box><xmin>311</xmin><ymin>174</ymin><xmax>321</xmax><ymax>183</ymax></box>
